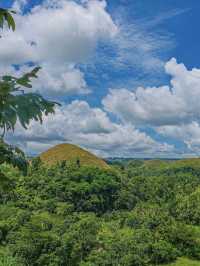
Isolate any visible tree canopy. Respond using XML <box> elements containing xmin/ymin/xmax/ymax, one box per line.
<box><xmin>0</xmin><ymin>7</ymin><xmax>59</xmax><ymax>188</ymax></box>
<box><xmin>0</xmin><ymin>9</ymin><xmax>58</xmax><ymax>137</ymax></box>
<box><xmin>0</xmin><ymin>159</ymin><xmax>200</xmax><ymax>265</ymax></box>
<box><xmin>0</xmin><ymin>7</ymin><xmax>59</xmax><ymax>178</ymax></box>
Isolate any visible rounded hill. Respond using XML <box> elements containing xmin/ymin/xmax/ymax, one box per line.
<box><xmin>39</xmin><ymin>143</ymin><xmax>109</xmax><ymax>169</ymax></box>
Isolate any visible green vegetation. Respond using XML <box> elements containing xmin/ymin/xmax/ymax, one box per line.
<box><xmin>39</xmin><ymin>143</ymin><xmax>109</xmax><ymax>169</ymax></box>
<box><xmin>0</xmin><ymin>157</ymin><xmax>200</xmax><ymax>265</ymax></box>
<box><xmin>0</xmin><ymin>7</ymin><xmax>16</xmax><ymax>31</ymax></box>
<box><xmin>0</xmin><ymin>6</ymin><xmax>57</xmax><ymax>190</ymax></box>
<box><xmin>0</xmin><ymin>7</ymin><xmax>57</xmax><ymax>137</ymax></box>
<box><xmin>165</xmin><ymin>257</ymin><xmax>200</xmax><ymax>266</ymax></box>
<box><xmin>0</xmin><ymin>256</ymin><xmax>20</xmax><ymax>266</ymax></box>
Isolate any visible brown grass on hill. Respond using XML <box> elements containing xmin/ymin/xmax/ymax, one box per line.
<box><xmin>39</xmin><ymin>143</ymin><xmax>109</xmax><ymax>169</ymax></box>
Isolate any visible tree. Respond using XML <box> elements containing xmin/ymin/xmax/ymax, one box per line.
<box><xmin>0</xmin><ymin>7</ymin><xmax>16</xmax><ymax>31</ymax></box>
<box><xmin>0</xmin><ymin>7</ymin><xmax>58</xmax><ymax>173</ymax></box>
<box><xmin>0</xmin><ymin>8</ymin><xmax>58</xmax><ymax>136</ymax></box>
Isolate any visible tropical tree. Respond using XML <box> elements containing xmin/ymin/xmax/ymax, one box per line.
<box><xmin>0</xmin><ymin>8</ymin><xmax>58</xmax><ymax>174</ymax></box>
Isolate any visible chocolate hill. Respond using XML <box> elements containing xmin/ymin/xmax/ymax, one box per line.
<box><xmin>39</xmin><ymin>143</ymin><xmax>109</xmax><ymax>169</ymax></box>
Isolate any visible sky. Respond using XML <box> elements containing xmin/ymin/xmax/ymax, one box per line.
<box><xmin>2</xmin><ymin>0</ymin><xmax>200</xmax><ymax>158</ymax></box>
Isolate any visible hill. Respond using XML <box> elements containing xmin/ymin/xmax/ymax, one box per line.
<box><xmin>39</xmin><ymin>143</ymin><xmax>109</xmax><ymax>169</ymax></box>
<box><xmin>141</xmin><ymin>158</ymin><xmax>200</xmax><ymax>170</ymax></box>
<box><xmin>164</xmin><ymin>257</ymin><xmax>200</xmax><ymax>266</ymax></box>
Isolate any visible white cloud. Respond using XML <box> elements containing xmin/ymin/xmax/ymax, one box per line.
<box><xmin>0</xmin><ymin>0</ymin><xmax>117</xmax><ymax>95</ymax></box>
<box><xmin>0</xmin><ymin>64</ymin><xmax>89</xmax><ymax>96</ymax></box>
<box><xmin>6</xmin><ymin>100</ymin><xmax>173</xmax><ymax>157</ymax></box>
<box><xmin>20</xmin><ymin>0</ymin><xmax>117</xmax><ymax>64</ymax></box>
<box><xmin>2</xmin><ymin>2</ymin><xmax>194</xmax><ymax>157</ymax></box>
<box><xmin>102</xmin><ymin>57</ymin><xmax>200</xmax><ymax>155</ymax></box>
<box><xmin>157</xmin><ymin>122</ymin><xmax>200</xmax><ymax>154</ymax></box>
<box><xmin>32</xmin><ymin>65</ymin><xmax>90</xmax><ymax>95</ymax></box>
<box><xmin>103</xmin><ymin>58</ymin><xmax>200</xmax><ymax>127</ymax></box>
<box><xmin>12</xmin><ymin>0</ymin><xmax>27</xmax><ymax>13</ymax></box>
<box><xmin>6</xmin><ymin>56</ymin><xmax>200</xmax><ymax>157</ymax></box>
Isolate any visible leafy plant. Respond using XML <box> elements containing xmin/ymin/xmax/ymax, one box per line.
<box><xmin>0</xmin><ymin>7</ymin><xmax>58</xmax><ymax>177</ymax></box>
<box><xmin>0</xmin><ymin>140</ymin><xmax>27</xmax><ymax>173</ymax></box>
<box><xmin>0</xmin><ymin>8</ymin><xmax>15</xmax><ymax>31</ymax></box>
<box><xmin>0</xmin><ymin>256</ymin><xmax>19</xmax><ymax>266</ymax></box>
<box><xmin>0</xmin><ymin>67</ymin><xmax>58</xmax><ymax>136</ymax></box>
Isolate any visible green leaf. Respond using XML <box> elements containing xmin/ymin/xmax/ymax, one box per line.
<box><xmin>0</xmin><ymin>68</ymin><xmax>59</xmax><ymax>134</ymax></box>
<box><xmin>0</xmin><ymin>8</ymin><xmax>15</xmax><ymax>31</ymax></box>
<box><xmin>16</xmin><ymin>67</ymin><xmax>42</xmax><ymax>88</ymax></box>
<box><xmin>4</xmin><ymin>11</ymin><xmax>15</xmax><ymax>31</ymax></box>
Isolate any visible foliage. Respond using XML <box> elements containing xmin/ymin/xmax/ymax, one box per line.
<box><xmin>0</xmin><ymin>7</ymin><xmax>58</xmax><ymax>136</ymax></box>
<box><xmin>0</xmin><ymin>256</ymin><xmax>19</xmax><ymax>266</ymax></box>
<box><xmin>0</xmin><ymin>67</ymin><xmax>57</xmax><ymax>136</ymax></box>
<box><xmin>0</xmin><ymin>6</ymin><xmax>58</xmax><ymax>186</ymax></box>
<box><xmin>175</xmin><ymin>187</ymin><xmax>200</xmax><ymax>225</ymax></box>
<box><xmin>0</xmin><ymin>140</ymin><xmax>27</xmax><ymax>173</ymax></box>
<box><xmin>0</xmin><ymin>159</ymin><xmax>200</xmax><ymax>265</ymax></box>
<box><xmin>164</xmin><ymin>257</ymin><xmax>200</xmax><ymax>266</ymax></box>
<box><xmin>0</xmin><ymin>140</ymin><xmax>27</xmax><ymax>193</ymax></box>
<box><xmin>0</xmin><ymin>8</ymin><xmax>15</xmax><ymax>31</ymax></box>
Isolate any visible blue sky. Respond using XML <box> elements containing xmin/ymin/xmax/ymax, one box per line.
<box><xmin>2</xmin><ymin>0</ymin><xmax>200</xmax><ymax>157</ymax></box>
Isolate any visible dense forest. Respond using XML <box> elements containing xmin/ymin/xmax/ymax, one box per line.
<box><xmin>1</xmin><ymin>158</ymin><xmax>200</xmax><ymax>265</ymax></box>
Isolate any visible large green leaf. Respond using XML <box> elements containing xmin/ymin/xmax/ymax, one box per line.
<box><xmin>0</xmin><ymin>8</ymin><xmax>15</xmax><ymax>31</ymax></box>
<box><xmin>0</xmin><ymin>68</ymin><xmax>59</xmax><ymax>135</ymax></box>
<box><xmin>0</xmin><ymin>8</ymin><xmax>59</xmax><ymax>135</ymax></box>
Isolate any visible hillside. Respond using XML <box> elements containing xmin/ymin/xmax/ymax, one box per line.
<box><xmin>39</xmin><ymin>143</ymin><xmax>109</xmax><ymax>169</ymax></box>
<box><xmin>165</xmin><ymin>258</ymin><xmax>200</xmax><ymax>266</ymax></box>
<box><xmin>141</xmin><ymin>158</ymin><xmax>200</xmax><ymax>171</ymax></box>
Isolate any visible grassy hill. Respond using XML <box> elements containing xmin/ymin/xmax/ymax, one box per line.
<box><xmin>39</xmin><ymin>143</ymin><xmax>109</xmax><ymax>169</ymax></box>
<box><xmin>164</xmin><ymin>258</ymin><xmax>200</xmax><ymax>266</ymax></box>
<box><xmin>137</xmin><ymin>158</ymin><xmax>200</xmax><ymax>170</ymax></box>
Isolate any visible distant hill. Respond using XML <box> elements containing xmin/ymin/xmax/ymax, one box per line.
<box><xmin>39</xmin><ymin>143</ymin><xmax>109</xmax><ymax>169</ymax></box>
<box><xmin>143</xmin><ymin>158</ymin><xmax>200</xmax><ymax>169</ymax></box>
<box><xmin>163</xmin><ymin>257</ymin><xmax>200</xmax><ymax>266</ymax></box>
<box><xmin>108</xmin><ymin>157</ymin><xmax>200</xmax><ymax>167</ymax></box>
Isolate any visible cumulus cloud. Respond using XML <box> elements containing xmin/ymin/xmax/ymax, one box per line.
<box><xmin>103</xmin><ymin>58</ymin><xmax>200</xmax><ymax>127</ymax></box>
<box><xmin>2</xmin><ymin>1</ymin><xmax>195</xmax><ymax>157</ymax></box>
<box><xmin>6</xmin><ymin>100</ymin><xmax>173</xmax><ymax>157</ymax></box>
<box><xmin>157</xmin><ymin>122</ymin><xmax>200</xmax><ymax>154</ymax></box>
<box><xmin>6</xmin><ymin>56</ymin><xmax>200</xmax><ymax>157</ymax></box>
<box><xmin>102</xmin><ymin>58</ymin><xmax>200</xmax><ymax>154</ymax></box>
<box><xmin>31</xmin><ymin>65</ymin><xmax>90</xmax><ymax>95</ymax></box>
<box><xmin>0</xmin><ymin>0</ymin><xmax>117</xmax><ymax>95</ymax></box>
